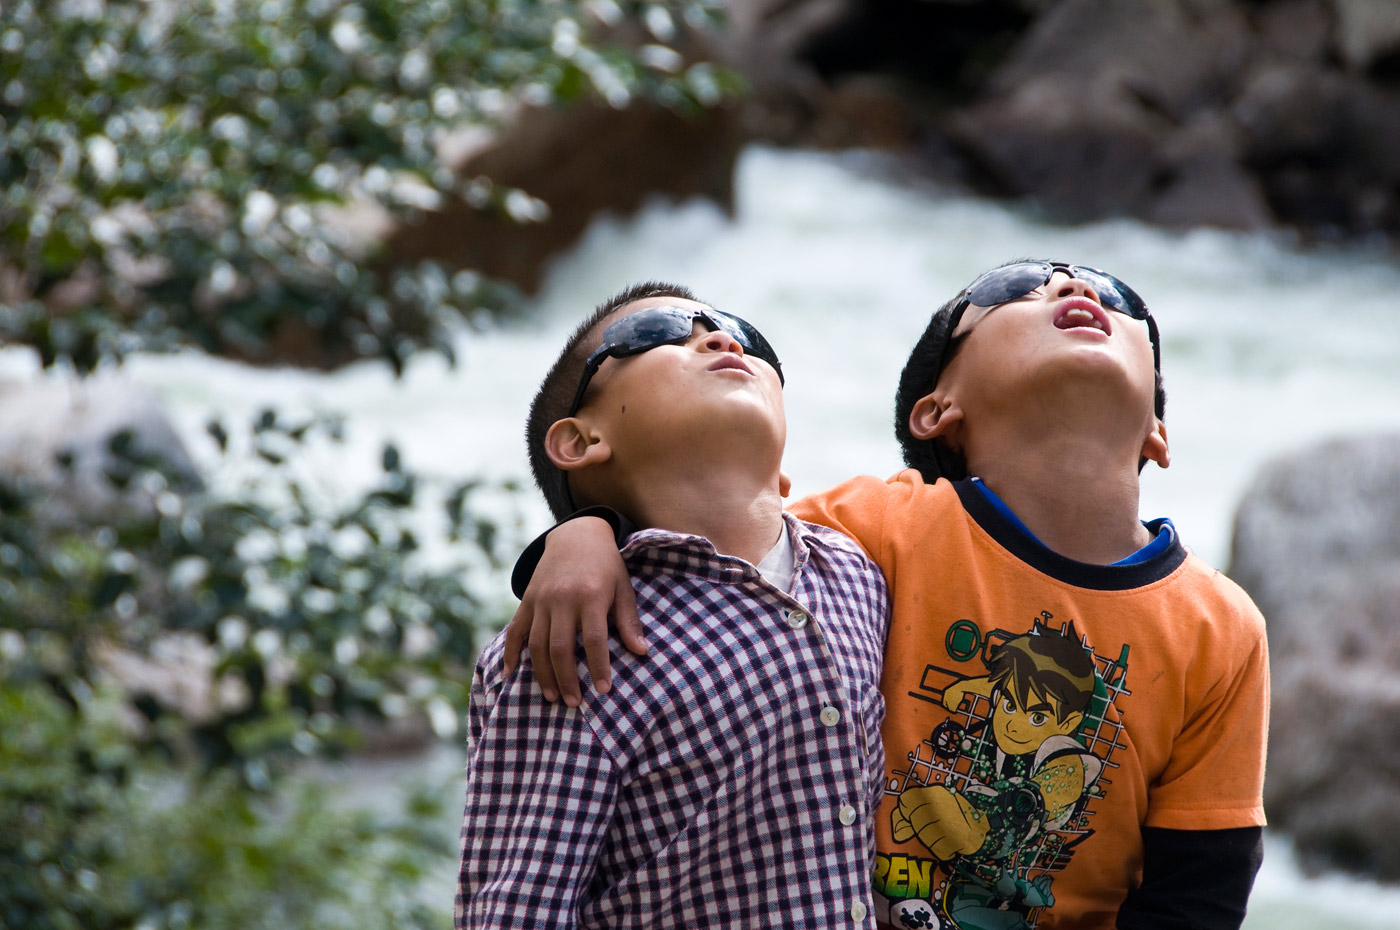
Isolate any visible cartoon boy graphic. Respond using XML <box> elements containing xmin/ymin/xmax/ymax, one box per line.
<box><xmin>892</xmin><ymin>621</ymin><xmax>1103</xmax><ymax>930</ymax></box>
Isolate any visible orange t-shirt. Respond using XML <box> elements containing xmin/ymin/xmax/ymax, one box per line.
<box><xmin>790</xmin><ymin>472</ymin><xmax>1268</xmax><ymax>930</ymax></box>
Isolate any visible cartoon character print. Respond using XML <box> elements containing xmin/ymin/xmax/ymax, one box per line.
<box><xmin>879</xmin><ymin>615</ymin><xmax>1130</xmax><ymax>930</ymax></box>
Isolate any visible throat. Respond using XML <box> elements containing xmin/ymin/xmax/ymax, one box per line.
<box><xmin>974</xmin><ymin>468</ymin><xmax>1151</xmax><ymax>565</ymax></box>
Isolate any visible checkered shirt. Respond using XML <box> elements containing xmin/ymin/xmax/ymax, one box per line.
<box><xmin>455</xmin><ymin>514</ymin><xmax>889</xmax><ymax>929</ymax></box>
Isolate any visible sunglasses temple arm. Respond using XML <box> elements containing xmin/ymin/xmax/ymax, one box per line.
<box><xmin>567</xmin><ymin>359</ymin><xmax>601</xmax><ymax>418</ymax></box>
<box><xmin>1146</xmin><ymin>315</ymin><xmax>1162</xmax><ymax>378</ymax></box>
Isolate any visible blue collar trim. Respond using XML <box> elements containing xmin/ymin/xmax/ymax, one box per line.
<box><xmin>969</xmin><ymin>477</ymin><xmax>1175</xmax><ymax>567</ymax></box>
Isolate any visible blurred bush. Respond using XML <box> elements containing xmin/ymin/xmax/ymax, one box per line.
<box><xmin>2</xmin><ymin>680</ymin><xmax>455</xmax><ymax>930</ymax></box>
<box><xmin>0</xmin><ymin>0</ymin><xmax>728</xmax><ymax>373</ymax></box>
<box><xmin>0</xmin><ymin>411</ymin><xmax>508</xmax><ymax>929</ymax></box>
<box><xmin>0</xmin><ymin>0</ymin><xmax>730</xmax><ymax>925</ymax></box>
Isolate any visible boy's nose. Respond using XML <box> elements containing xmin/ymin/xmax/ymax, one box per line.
<box><xmin>1051</xmin><ymin>270</ymin><xmax>1102</xmax><ymax>306</ymax></box>
<box><xmin>697</xmin><ymin>327</ymin><xmax>744</xmax><ymax>356</ymax></box>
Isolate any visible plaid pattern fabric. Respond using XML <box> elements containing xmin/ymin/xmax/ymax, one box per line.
<box><xmin>456</xmin><ymin>515</ymin><xmax>889</xmax><ymax>929</ymax></box>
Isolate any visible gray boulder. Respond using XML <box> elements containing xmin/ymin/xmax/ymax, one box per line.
<box><xmin>0</xmin><ymin>374</ymin><xmax>201</xmax><ymax>523</ymax></box>
<box><xmin>1228</xmin><ymin>434</ymin><xmax>1400</xmax><ymax>878</ymax></box>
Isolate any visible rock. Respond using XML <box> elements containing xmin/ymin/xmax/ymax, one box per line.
<box><xmin>1234</xmin><ymin>63</ymin><xmax>1400</xmax><ymax>232</ymax></box>
<box><xmin>1228</xmin><ymin>434</ymin><xmax>1400</xmax><ymax>879</ymax></box>
<box><xmin>986</xmin><ymin>0</ymin><xmax>1252</xmax><ymax>123</ymax></box>
<box><xmin>1253</xmin><ymin>0</ymin><xmax>1335</xmax><ymax>64</ymax></box>
<box><xmin>719</xmin><ymin>0</ymin><xmax>1400</xmax><ymax>243</ymax></box>
<box><xmin>811</xmin><ymin>74</ymin><xmax>923</xmax><ymax>149</ymax></box>
<box><xmin>0</xmin><ymin>373</ymin><xmax>201</xmax><ymax>523</ymax></box>
<box><xmin>947</xmin><ymin>0</ymin><xmax>1256</xmax><ymax>221</ymax></box>
<box><xmin>725</xmin><ymin>0</ymin><xmax>854</xmax><ymax>97</ymax></box>
<box><xmin>1146</xmin><ymin>113</ymin><xmax>1272</xmax><ymax>229</ymax></box>
<box><xmin>1233</xmin><ymin>63</ymin><xmax>1354</xmax><ymax>162</ymax></box>
<box><xmin>385</xmin><ymin>98</ymin><xmax>742</xmax><ymax>295</ymax></box>
<box><xmin>1330</xmin><ymin>0</ymin><xmax>1400</xmax><ymax>72</ymax></box>
<box><xmin>951</xmin><ymin>74</ymin><xmax>1172</xmax><ymax>220</ymax></box>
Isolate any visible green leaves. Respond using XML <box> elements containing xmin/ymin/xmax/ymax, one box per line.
<box><xmin>0</xmin><ymin>0</ymin><xmax>733</xmax><ymax>373</ymax></box>
<box><xmin>0</xmin><ymin>410</ymin><xmax>512</xmax><ymax>929</ymax></box>
<box><xmin>0</xmin><ymin>686</ymin><xmax>457</xmax><ymax>930</ymax></box>
<box><xmin>5</xmin><ymin>410</ymin><xmax>508</xmax><ymax>772</ymax></box>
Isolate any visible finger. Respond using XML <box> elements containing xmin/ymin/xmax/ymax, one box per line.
<box><xmin>580</xmin><ymin>601</ymin><xmax>613</xmax><ymax>695</ymax></box>
<box><xmin>528</xmin><ymin>611</ymin><xmax>559</xmax><ymax>703</ymax></box>
<box><xmin>612</xmin><ymin>573</ymin><xmax>646</xmax><ymax>656</ymax></box>
<box><xmin>550</xmin><ymin>609</ymin><xmax>583</xmax><ymax>708</ymax></box>
<box><xmin>503</xmin><ymin>598</ymin><xmax>534</xmax><ymax>676</ymax></box>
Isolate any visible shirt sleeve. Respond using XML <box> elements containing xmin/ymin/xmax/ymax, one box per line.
<box><xmin>1116</xmin><ymin>826</ymin><xmax>1264</xmax><ymax>930</ymax></box>
<box><xmin>510</xmin><ymin>506</ymin><xmax>637</xmax><ymax>598</ymax></box>
<box><xmin>1145</xmin><ymin>621</ymin><xmax>1270</xmax><ymax>830</ymax></box>
<box><xmin>455</xmin><ymin>656</ymin><xmax>619</xmax><ymax>929</ymax></box>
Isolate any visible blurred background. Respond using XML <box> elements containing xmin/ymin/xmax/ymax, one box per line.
<box><xmin>4</xmin><ymin>1</ymin><xmax>1400</xmax><ymax>928</ymax></box>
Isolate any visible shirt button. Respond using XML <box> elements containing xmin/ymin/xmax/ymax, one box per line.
<box><xmin>838</xmin><ymin>804</ymin><xmax>857</xmax><ymax>826</ymax></box>
<box><xmin>785</xmin><ymin>609</ymin><xmax>809</xmax><ymax>629</ymax></box>
<box><xmin>851</xmin><ymin>901</ymin><xmax>868</xmax><ymax>923</ymax></box>
<box><xmin>820</xmin><ymin>706</ymin><xmax>841</xmax><ymax>727</ymax></box>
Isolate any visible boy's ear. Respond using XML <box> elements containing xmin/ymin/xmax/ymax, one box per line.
<box><xmin>1141</xmin><ymin>418</ymin><xmax>1170</xmax><ymax>470</ymax></box>
<box><xmin>778</xmin><ymin>469</ymin><xmax>792</xmax><ymax>498</ymax></box>
<box><xmin>544</xmin><ymin>418</ymin><xmax>613</xmax><ymax>472</ymax></box>
<box><xmin>908</xmin><ymin>392</ymin><xmax>965</xmax><ymax>446</ymax></box>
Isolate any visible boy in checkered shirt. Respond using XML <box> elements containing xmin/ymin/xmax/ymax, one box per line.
<box><xmin>454</xmin><ymin>282</ymin><xmax>890</xmax><ymax>929</ymax></box>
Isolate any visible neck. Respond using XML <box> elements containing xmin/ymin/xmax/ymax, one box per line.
<box><xmin>968</xmin><ymin>426</ymin><xmax>1153</xmax><ymax>566</ymax></box>
<box><xmin>619</xmin><ymin>459</ymin><xmax>787</xmax><ymax>566</ymax></box>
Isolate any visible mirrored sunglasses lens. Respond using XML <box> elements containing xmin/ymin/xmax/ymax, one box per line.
<box><xmin>1072</xmin><ymin>268</ymin><xmax>1144</xmax><ymax>318</ymax></box>
<box><xmin>604</xmin><ymin>306</ymin><xmax>694</xmax><ymax>353</ymax></box>
<box><xmin>713</xmin><ymin>312</ymin><xmax>780</xmax><ymax>367</ymax></box>
<box><xmin>965</xmin><ymin>263</ymin><xmax>1051</xmax><ymax>308</ymax></box>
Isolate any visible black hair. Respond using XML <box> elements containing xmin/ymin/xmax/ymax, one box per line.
<box><xmin>893</xmin><ymin>262</ymin><xmax>1168</xmax><ymax>483</ymax></box>
<box><xmin>893</xmin><ymin>291</ymin><xmax>968</xmax><ymax>481</ymax></box>
<box><xmin>525</xmin><ymin>281</ymin><xmax>700</xmax><ymax>521</ymax></box>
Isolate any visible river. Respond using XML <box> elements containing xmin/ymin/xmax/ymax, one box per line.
<box><xmin>29</xmin><ymin>145</ymin><xmax>1400</xmax><ymax>927</ymax></box>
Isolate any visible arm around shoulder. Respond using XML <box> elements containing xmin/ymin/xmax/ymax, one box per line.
<box><xmin>503</xmin><ymin>509</ymin><xmax>643</xmax><ymax>706</ymax></box>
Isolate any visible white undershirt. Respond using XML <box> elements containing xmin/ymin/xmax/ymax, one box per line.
<box><xmin>754</xmin><ymin>522</ymin><xmax>796</xmax><ymax>593</ymax></box>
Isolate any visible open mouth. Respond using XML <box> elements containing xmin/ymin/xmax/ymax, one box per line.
<box><xmin>1053</xmin><ymin>298</ymin><xmax>1112</xmax><ymax>335</ymax></box>
<box><xmin>708</xmin><ymin>356</ymin><xmax>754</xmax><ymax>376</ymax></box>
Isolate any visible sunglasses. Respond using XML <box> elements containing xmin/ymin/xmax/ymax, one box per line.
<box><xmin>936</xmin><ymin>261</ymin><xmax>1161</xmax><ymax>379</ymax></box>
<box><xmin>567</xmin><ymin>305</ymin><xmax>785</xmax><ymax>416</ymax></box>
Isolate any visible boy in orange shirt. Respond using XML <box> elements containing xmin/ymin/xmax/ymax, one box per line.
<box><xmin>508</xmin><ymin>261</ymin><xmax>1268</xmax><ymax>930</ymax></box>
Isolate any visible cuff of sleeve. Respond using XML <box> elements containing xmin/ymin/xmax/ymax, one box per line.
<box><xmin>510</xmin><ymin>506</ymin><xmax>636</xmax><ymax>599</ymax></box>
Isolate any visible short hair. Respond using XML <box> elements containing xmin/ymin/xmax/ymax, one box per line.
<box><xmin>525</xmin><ymin>281</ymin><xmax>700</xmax><ymax>521</ymax></box>
<box><xmin>893</xmin><ymin>263</ymin><xmax>1168</xmax><ymax>483</ymax></box>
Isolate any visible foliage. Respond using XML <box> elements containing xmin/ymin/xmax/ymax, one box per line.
<box><xmin>0</xmin><ymin>412</ymin><xmax>510</xmax><ymax>929</ymax></box>
<box><xmin>0</xmin><ymin>679</ymin><xmax>456</xmax><ymax>930</ymax></box>
<box><xmin>0</xmin><ymin>0</ymin><xmax>732</xmax><ymax>374</ymax></box>
<box><xmin>0</xmin><ymin>410</ymin><xmax>512</xmax><ymax>782</ymax></box>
